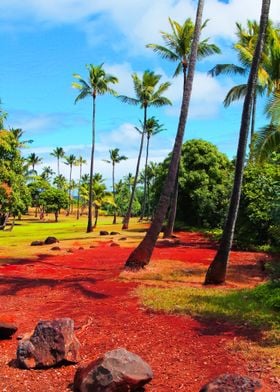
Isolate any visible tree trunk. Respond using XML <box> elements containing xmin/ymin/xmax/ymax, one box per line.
<box><xmin>55</xmin><ymin>211</ymin><xmax>58</xmax><ymax>222</ymax></box>
<box><xmin>249</xmin><ymin>90</ymin><xmax>257</xmax><ymax>160</ymax></box>
<box><xmin>57</xmin><ymin>158</ymin><xmax>60</xmax><ymax>177</ymax></box>
<box><xmin>77</xmin><ymin>163</ymin><xmax>82</xmax><ymax>219</ymax></box>
<box><xmin>93</xmin><ymin>207</ymin><xmax>99</xmax><ymax>228</ymax></box>
<box><xmin>122</xmin><ymin>107</ymin><xmax>147</xmax><ymax>230</ymax></box>
<box><xmin>140</xmin><ymin>135</ymin><xmax>150</xmax><ymax>220</ymax></box>
<box><xmin>124</xmin><ymin>0</ymin><xmax>205</xmax><ymax>269</ymax></box>
<box><xmin>87</xmin><ymin>95</ymin><xmax>96</xmax><ymax>233</ymax></box>
<box><xmin>205</xmin><ymin>0</ymin><xmax>271</xmax><ymax>285</ymax></box>
<box><xmin>163</xmin><ymin>168</ymin><xmax>179</xmax><ymax>238</ymax></box>
<box><xmin>112</xmin><ymin>162</ymin><xmax>117</xmax><ymax>224</ymax></box>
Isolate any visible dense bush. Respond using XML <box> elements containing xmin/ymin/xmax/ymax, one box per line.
<box><xmin>235</xmin><ymin>161</ymin><xmax>280</xmax><ymax>247</ymax></box>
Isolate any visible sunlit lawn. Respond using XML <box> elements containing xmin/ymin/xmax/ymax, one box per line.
<box><xmin>0</xmin><ymin>212</ymin><xmax>147</xmax><ymax>260</ymax></box>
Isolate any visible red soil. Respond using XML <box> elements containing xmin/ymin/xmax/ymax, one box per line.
<box><xmin>0</xmin><ymin>233</ymin><xmax>275</xmax><ymax>391</ymax></box>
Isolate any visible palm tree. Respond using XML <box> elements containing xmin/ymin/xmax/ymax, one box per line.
<box><xmin>53</xmin><ymin>174</ymin><xmax>67</xmax><ymax>190</ymax></box>
<box><xmin>124</xmin><ymin>0</ymin><xmax>205</xmax><ymax>269</ymax></box>
<box><xmin>147</xmin><ymin>16</ymin><xmax>220</xmax><ymax>237</ymax></box>
<box><xmin>254</xmin><ymin>124</ymin><xmax>280</xmax><ymax>161</ymax></box>
<box><xmin>75</xmin><ymin>156</ymin><xmax>87</xmax><ymax>219</ymax></box>
<box><xmin>0</xmin><ymin>100</ymin><xmax>8</xmax><ymax>129</ymax></box>
<box><xmin>139</xmin><ymin>117</ymin><xmax>164</xmax><ymax>221</ymax></box>
<box><xmin>205</xmin><ymin>0</ymin><xmax>271</xmax><ymax>284</ymax></box>
<box><xmin>27</xmin><ymin>153</ymin><xmax>42</xmax><ymax>174</ymax></box>
<box><xmin>119</xmin><ymin>70</ymin><xmax>171</xmax><ymax>229</ymax></box>
<box><xmin>51</xmin><ymin>147</ymin><xmax>65</xmax><ymax>176</ymax></box>
<box><xmin>209</xmin><ymin>20</ymin><xmax>279</xmax><ymax>149</ymax></box>
<box><xmin>72</xmin><ymin>64</ymin><xmax>118</xmax><ymax>232</ymax></box>
<box><xmin>10</xmin><ymin>128</ymin><xmax>33</xmax><ymax>147</ymax></box>
<box><xmin>64</xmin><ymin>154</ymin><xmax>76</xmax><ymax>215</ymax></box>
<box><xmin>104</xmin><ymin>148</ymin><xmax>127</xmax><ymax>224</ymax></box>
<box><xmin>41</xmin><ymin>166</ymin><xmax>55</xmax><ymax>182</ymax></box>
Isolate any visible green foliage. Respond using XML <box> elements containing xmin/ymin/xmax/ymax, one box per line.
<box><xmin>39</xmin><ymin>187</ymin><xmax>68</xmax><ymax>221</ymax></box>
<box><xmin>236</xmin><ymin>161</ymin><xmax>280</xmax><ymax>247</ymax></box>
<box><xmin>152</xmin><ymin>139</ymin><xmax>233</xmax><ymax>228</ymax></box>
<box><xmin>0</xmin><ymin>130</ymin><xmax>31</xmax><ymax>216</ymax></box>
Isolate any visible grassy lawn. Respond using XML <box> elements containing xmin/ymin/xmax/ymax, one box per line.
<box><xmin>0</xmin><ymin>213</ymin><xmax>146</xmax><ymax>260</ymax></box>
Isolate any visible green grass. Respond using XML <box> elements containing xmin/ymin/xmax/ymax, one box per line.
<box><xmin>137</xmin><ymin>282</ymin><xmax>280</xmax><ymax>343</ymax></box>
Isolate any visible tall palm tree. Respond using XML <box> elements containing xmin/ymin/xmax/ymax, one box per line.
<box><xmin>64</xmin><ymin>154</ymin><xmax>76</xmax><ymax>215</ymax></box>
<box><xmin>254</xmin><ymin>123</ymin><xmax>280</xmax><ymax>161</ymax></box>
<box><xmin>140</xmin><ymin>117</ymin><xmax>164</xmax><ymax>220</ymax></box>
<box><xmin>147</xmin><ymin>16</ymin><xmax>220</xmax><ymax>237</ymax></box>
<box><xmin>209</xmin><ymin>20</ymin><xmax>279</xmax><ymax>148</ymax></box>
<box><xmin>104</xmin><ymin>148</ymin><xmax>127</xmax><ymax>224</ymax></box>
<box><xmin>205</xmin><ymin>0</ymin><xmax>271</xmax><ymax>284</ymax></box>
<box><xmin>119</xmin><ymin>70</ymin><xmax>171</xmax><ymax>229</ymax></box>
<box><xmin>72</xmin><ymin>64</ymin><xmax>118</xmax><ymax>232</ymax></box>
<box><xmin>124</xmin><ymin>0</ymin><xmax>205</xmax><ymax>269</ymax></box>
<box><xmin>51</xmin><ymin>147</ymin><xmax>65</xmax><ymax>176</ymax></box>
<box><xmin>53</xmin><ymin>174</ymin><xmax>67</xmax><ymax>190</ymax></box>
<box><xmin>27</xmin><ymin>153</ymin><xmax>42</xmax><ymax>174</ymax></box>
<box><xmin>76</xmin><ymin>156</ymin><xmax>87</xmax><ymax>219</ymax></box>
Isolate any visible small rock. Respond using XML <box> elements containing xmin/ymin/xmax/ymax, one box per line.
<box><xmin>100</xmin><ymin>231</ymin><xmax>109</xmax><ymax>236</ymax></box>
<box><xmin>17</xmin><ymin>318</ymin><xmax>80</xmax><ymax>369</ymax></box>
<box><xmin>0</xmin><ymin>322</ymin><xmax>18</xmax><ymax>339</ymax></box>
<box><xmin>110</xmin><ymin>242</ymin><xmax>120</xmax><ymax>247</ymax></box>
<box><xmin>89</xmin><ymin>245</ymin><xmax>95</xmax><ymax>249</ymax></box>
<box><xmin>200</xmin><ymin>374</ymin><xmax>262</xmax><ymax>391</ymax></box>
<box><xmin>74</xmin><ymin>348</ymin><xmax>153</xmax><ymax>392</ymax></box>
<box><xmin>51</xmin><ymin>246</ymin><xmax>61</xmax><ymax>251</ymax></box>
<box><xmin>78</xmin><ymin>247</ymin><xmax>84</xmax><ymax>250</ymax></box>
<box><xmin>30</xmin><ymin>240</ymin><xmax>44</xmax><ymax>246</ymax></box>
<box><xmin>119</xmin><ymin>237</ymin><xmax>127</xmax><ymax>241</ymax></box>
<box><xmin>67</xmin><ymin>249</ymin><xmax>74</xmax><ymax>253</ymax></box>
<box><xmin>110</xmin><ymin>232</ymin><xmax>120</xmax><ymax>235</ymax></box>
<box><xmin>44</xmin><ymin>236</ymin><xmax>59</xmax><ymax>245</ymax></box>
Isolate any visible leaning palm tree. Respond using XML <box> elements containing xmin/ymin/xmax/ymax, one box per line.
<box><xmin>75</xmin><ymin>156</ymin><xmax>87</xmax><ymax>219</ymax></box>
<box><xmin>27</xmin><ymin>153</ymin><xmax>42</xmax><ymax>174</ymax></box>
<box><xmin>139</xmin><ymin>117</ymin><xmax>165</xmax><ymax>221</ymax></box>
<box><xmin>51</xmin><ymin>147</ymin><xmax>65</xmax><ymax>176</ymax></box>
<box><xmin>72</xmin><ymin>64</ymin><xmax>118</xmax><ymax>232</ymax></box>
<box><xmin>64</xmin><ymin>154</ymin><xmax>76</xmax><ymax>215</ymax></box>
<box><xmin>205</xmin><ymin>0</ymin><xmax>271</xmax><ymax>284</ymax></box>
<box><xmin>147</xmin><ymin>16</ymin><xmax>220</xmax><ymax>237</ymax></box>
<box><xmin>125</xmin><ymin>0</ymin><xmax>205</xmax><ymax>269</ymax></box>
<box><xmin>104</xmin><ymin>148</ymin><xmax>127</xmax><ymax>224</ymax></box>
<box><xmin>119</xmin><ymin>70</ymin><xmax>171</xmax><ymax>229</ymax></box>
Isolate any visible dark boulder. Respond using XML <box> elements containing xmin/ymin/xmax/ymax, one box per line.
<box><xmin>200</xmin><ymin>374</ymin><xmax>262</xmax><ymax>391</ymax></box>
<box><xmin>17</xmin><ymin>318</ymin><xmax>80</xmax><ymax>369</ymax></box>
<box><xmin>74</xmin><ymin>348</ymin><xmax>153</xmax><ymax>391</ymax></box>
<box><xmin>100</xmin><ymin>231</ymin><xmax>109</xmax><ymax>236</ymax></box>
<box><xmin>51</xmin><ymin>246</ymin><xmax>61</xmax><ymax>251</ymax></box>
<box><xmin>30</xmin><ymin>240</ymin><xmax>44</xmax><ymax>246</ymax></box>
<box><xmin>110</xmin><ymin>232</ymin><xmax>120</xmax><ymax>235</ymax></box>
<box><xmin>44</xmin><ymin>236</ymin><xmax>59</xmax><ymax>245</ymax></box>
<box><xmin>0</xmin><ymin>322</ymin><xmax>18</xmax><ymax>339</ymax></box>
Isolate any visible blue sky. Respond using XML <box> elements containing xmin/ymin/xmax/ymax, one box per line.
<box><xmin>0</xmin><ymin>0</ymin><xmax>279</xmax><ymax>185</ymax></box>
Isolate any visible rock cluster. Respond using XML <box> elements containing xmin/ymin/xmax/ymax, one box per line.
<box><xmin>199</xmin><ymin>373</ymin><xmax>262</xmax><ymax>391</ymax></box>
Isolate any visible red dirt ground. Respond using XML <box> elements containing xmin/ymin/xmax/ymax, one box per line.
<box><xmin>0</xmin><ymin>232</ymin><xmax>276</xmax><ymax>391</ymax></box>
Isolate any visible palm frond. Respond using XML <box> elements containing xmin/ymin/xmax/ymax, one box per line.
<box><xmin>117</xmin><ymin>95</ymin><xmax>139</xmax><ymax>106</ymax></box>
<box><xmin>208</xmin><ymin>64</ymin><xmax>246</xmax><ymax>77</ymax></box>
<box><xmin>255</xmin><ymin>124</ymin><xmax>280</xmax><ymax>162</ymax></box>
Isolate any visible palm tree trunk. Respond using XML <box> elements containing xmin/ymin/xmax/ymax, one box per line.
<box><xmin>67</xmin><ymin>165</ymin><xmax>72</xmax><ymax>215</ymax></box>
<box><xmin>122</xmin><ymin>107</ymin><xmax>147</xmax><ymax>230</ymax></box>
<box><xmin>112</xmin><ymin>162</ymin><xmax>117</xmax><ymax>224</ymax></box>
<box><xmin>163</xmin><ymin>168</ymin><xmax>179</xmax><ymax>238</ymax></box>
<box><xmin>57</xmin><ymin>157</ymin><xmax>60</xmax><ymax>176</ymax></box>
<box><xmin>205</xmin><ymin>0</ymin><xmax>271</xmax><ymax>285</ymax></box>
<box><xmin>249</xmin><ymin>90</ymin><xmax>257</xmax><ymax>159</ymax></box>
<box><xmin>124</xmin><ymin>0</ymin><xmax>205</xmax><ymax>269</ymax></box>
<box><xmin>87</xmin><ymin>95</ymin><xmax>96</xmax><ymax>233</ymax></box>
<box><xmin>77</xmin><ymin>163</ymin><xmax>82</xmax><ymax>219</ymax></box>
<box><xmin>140</xmin><ymin>135</ymin><xmax>150</xmax><ymax>220</ymax></box>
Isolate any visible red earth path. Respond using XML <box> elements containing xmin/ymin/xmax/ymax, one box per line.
<box><xmin>0</xmin><ymin>232</ymin><xmax>274</xmax><ymax>391</ymax></box>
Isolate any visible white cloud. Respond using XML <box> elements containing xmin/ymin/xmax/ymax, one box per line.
<box><xmin>1</xmin><ymin>0</ymin><xmax>279</xmax><ymax>48</ymax></box>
